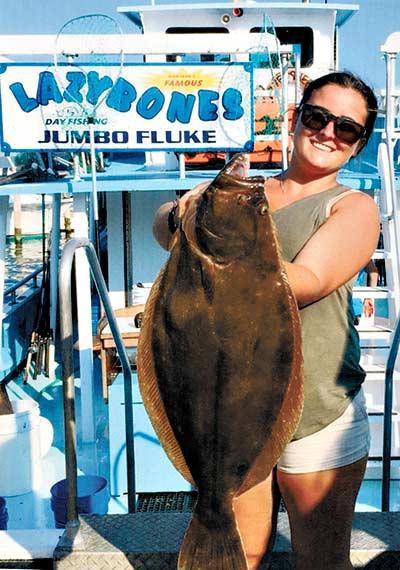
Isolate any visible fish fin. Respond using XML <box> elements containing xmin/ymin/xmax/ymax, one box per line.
<box><xmin>137</xmin><ymin>267</ymin><xmax>194</xmax><ymax>486</ymax></box>
<box><xmin>178</xmin><ymin>512</ymin><xmax>249</xmax><ymax>570</ymax></box>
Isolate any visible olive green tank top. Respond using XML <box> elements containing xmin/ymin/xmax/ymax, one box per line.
<box><xmin>272</xmin><ymin>184</ymin><xmax>366</xmax><ymax>440</ymax></box>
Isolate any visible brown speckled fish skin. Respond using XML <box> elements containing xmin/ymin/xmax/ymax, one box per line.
<box><xmin>137</xmin><ymin>154</ymin><xmax>303</xmax><ymax>570</ymax></box>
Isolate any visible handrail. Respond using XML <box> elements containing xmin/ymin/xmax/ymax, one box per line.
<box><xmin>381</xmin><ymin>314</ymin><xmax>400</xmax><ymax>511</ymax></box>
<box><xmin>380</xmin><ymin>37</ymin><xmax>400</xmax><ymax>512</ymax></box>
<box><xmin>59</xmin><ymin>237</ymin><xmax>136</xmax><ymax>529</ymax></box>
<box><xmin>4</xmin><ymin>265</ymin><xmax>42</xmax><ymax>304</ymax></box>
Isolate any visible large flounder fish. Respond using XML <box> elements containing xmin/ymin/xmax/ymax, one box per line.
<box><xmin>137</xmin><ymin>154</ymin><xmax>303</xmax><ymax>569</ymax></box>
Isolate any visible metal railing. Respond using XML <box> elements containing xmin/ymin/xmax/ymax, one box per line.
<box><xmin>4</xmin><ymin>266</ymin><xmax>42</xmax><ymax>305</ymax></box>
<box><xmin>380</xmin><ymin>34</ymin><xmax>400</xmax><ymax>512</ymax></box>
<box><xmin>59</xmin><ymin>237</ymin><xmax>136</xmax><ymax>529</ymax></box>
<box><xmin>382</xmin><ymin>314</ymin><xmax>400</xmax><ymax>511</ymax></box>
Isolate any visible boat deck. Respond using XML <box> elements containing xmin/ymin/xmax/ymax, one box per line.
<box><xmin>51</xmin><ymin>511</ymin><xmax>400</xmax><ymax>569</ymax></box>
<box><xmin>1</xmin><ymin>511</ymin><xmax>400</xmax><ymax>568</ymax></box>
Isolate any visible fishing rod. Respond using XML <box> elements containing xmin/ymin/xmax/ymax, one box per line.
<box><xmin>24</xmin><ymin>199</ymin><xmax>53</xmax><ymax>382</ymax></box>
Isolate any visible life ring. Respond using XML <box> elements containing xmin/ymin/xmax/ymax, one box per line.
<box><xmin>267</xmin><ymin>69</ymin><xmax>311</xmax><ymax>91</ymax></box>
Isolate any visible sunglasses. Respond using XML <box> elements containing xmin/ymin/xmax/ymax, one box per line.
<box><xmin>298</xmin><ymin>103</ymin><xmax>366</xmax><ymax>144</ymax></box>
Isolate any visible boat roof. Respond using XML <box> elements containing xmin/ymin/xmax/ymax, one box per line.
<box><xmin>118</xmin><ymin>2</ymin><xmax>359</xmax><ymax>30</ymax></box>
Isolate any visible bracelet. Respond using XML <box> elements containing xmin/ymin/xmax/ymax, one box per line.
<box><xmin>167</xmin><ymin>199</ymin><xmax>180</xmax><ymax>234</ymax></box>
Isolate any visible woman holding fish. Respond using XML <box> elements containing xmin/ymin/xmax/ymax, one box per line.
<box><xmin>147</xmin><ymin>71</ymin><xmax>379</xmax><ymax>570</ymax></box>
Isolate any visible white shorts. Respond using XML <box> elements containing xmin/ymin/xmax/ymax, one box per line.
<box><xmin>277</xmin><ymin>390</ymin><xmax>370</xmax><ymax>474</ymax></box>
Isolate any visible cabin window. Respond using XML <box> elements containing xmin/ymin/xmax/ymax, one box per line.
<box><xmin>165</xmin><ymin>27</ymin><xmax>230</xmax><ymax>63</ymax></box>
<box><xmin>250</xmin><ymin>26</ymin><xmax>314</xmax><ymax>68</ymax></box>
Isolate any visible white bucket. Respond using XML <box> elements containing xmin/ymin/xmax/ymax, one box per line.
<box><xmin>0</xmin><ymin>399</ymin><xmax>53</xmax><ymax>496</ymax></box>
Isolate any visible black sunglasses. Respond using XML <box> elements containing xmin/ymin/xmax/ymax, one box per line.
<box><xmin>298</xmin><ymin>103</ymin><xmax>366</xmax><ymax>144</ymax></box>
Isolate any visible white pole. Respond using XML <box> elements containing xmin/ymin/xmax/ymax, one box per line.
<box><xmin>106</xmin><ymin>192</ymin><xmax>126</xmax><ymax>309</ymax></box>
<box><xmin>385</xmin><ymin>52</ymin><xmax>400</xmax><ymax>317</ymax></box>
<box><xmin>80</xmin><ymin>152</ymin><xmax>88</xmax><ymax>175</ymax></box>
<box><xmin>179</xmin><ymin>154</ymin><xmax>186</xmax><ymax>179</ymax></box>
<box><xmin>0</xmin><ymin>195</ymin><xmax>12</xmax><ymax>373</ymax></box>
<box><xmin>49</xmin><ymin>193</ymin><xmax>61</xmax><ymax>378</ymax></box>
<box><xmin>73</xmin><ymin>193</ymin><xmax>95</xmax><ymax>442</ymax></box>
<box><xmin>294</xmin><ymin>46</ymin><xmax>301</xmax><ymax>106</ymax></box>
<box><xmin>73</xmin><ymin>154</ymin><xmax>81</xmax><ymax>181</ymax></box>
<box><xmin>281</xmin><ymin>53</ymin><xmax>289</xmax><ymax>170</ymax></box>
<box><xmin>88</xmin><ymin>120</ymin><xmax>100</xmax><ymax>254</ymax></box>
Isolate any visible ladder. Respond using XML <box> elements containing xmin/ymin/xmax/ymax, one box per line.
<box><xmin>358</xmin><ymin>31</ymin><xmax>400</xmax><ymax>509</ymax></box>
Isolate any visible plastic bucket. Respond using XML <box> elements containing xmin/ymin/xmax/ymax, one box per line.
<box><xmin>0</xmin><ymin>399</ymin><xmax>53</xmax><ymax>496</ymax></box>
<box><xmin>50</xmin><ymin>475</ymin><xmax>110</xmax><ymax>529</ymax></box>
<box><xmin>0</xmin><ymin>498</ymin><xmax>8</xmax><ymax>530</ymax></box>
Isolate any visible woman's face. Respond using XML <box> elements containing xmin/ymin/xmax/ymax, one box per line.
<box><xmin>291</xmin><ymin>84</ymin><xmax>369</xmax><ymax>176</ymax></box>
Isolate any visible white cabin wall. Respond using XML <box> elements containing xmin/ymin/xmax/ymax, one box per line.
<box><xmin>137</xmin><ymin>6</ymin><xmax>337</xmax><ymax>79</ymax></box>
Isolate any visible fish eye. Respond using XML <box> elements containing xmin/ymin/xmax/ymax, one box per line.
<box><xmin>259</xmin><ymin>204</ymin><xmax>269</xmax><ymax>216</ymax></box>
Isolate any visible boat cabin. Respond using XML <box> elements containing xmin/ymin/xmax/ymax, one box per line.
<box><xmin>119</xmin><ymin>1</ymin><xmax>359</xmax><ymax>167</ymax></box>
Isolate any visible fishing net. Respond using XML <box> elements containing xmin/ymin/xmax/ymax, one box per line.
<box><xmin>216</xmin><ymin>12</ymin><xmax>287</xmax><ymax>168</ymax></box>
<box><xmin>52</xmin><ymin>14</ymin><xmax>125</xmax><ymax>248</ymax></box>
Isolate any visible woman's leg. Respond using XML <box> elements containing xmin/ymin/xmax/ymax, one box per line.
<box><xmin>277</xmin><ymin>456</ymin><xmax>368</xmax><ymax>570</ymax></box>
<box><xmin>233</xmin><ymin>472</ymin><xmax>280</xmax><ymax>570</ymax></box>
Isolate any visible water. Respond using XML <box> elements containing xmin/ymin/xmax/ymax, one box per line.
<box><xmin>5</xmin><ymin>238</ymin><xmax>45</xmax><ymax>290</ymax></box>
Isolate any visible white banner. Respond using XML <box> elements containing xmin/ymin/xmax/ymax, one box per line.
<box><xmin>0</xmin><ymin>62</ymin><xmax>254</xmax><ymax>153</ymax></box>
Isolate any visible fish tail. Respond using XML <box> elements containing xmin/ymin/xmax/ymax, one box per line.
<box><xmin>178</xmin><ymin>511</ymin><xmax>248</xmax><ymax>570</ymax></box>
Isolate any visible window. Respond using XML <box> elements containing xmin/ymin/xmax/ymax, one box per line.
<box><xmin>250</xmin><ymin>27</ymin><xmax>314</xmax><ymax>68</ymax></box>
<box><xmin>165</xmin><ymin>27</ymin><xmax>230</xmax><ymax>63</ymax></box>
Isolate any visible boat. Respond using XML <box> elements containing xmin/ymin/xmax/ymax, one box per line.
<box><xmin>0</xmin><ymin>1</ymin><xmax>399</xmax><ymax>567</ymax></box>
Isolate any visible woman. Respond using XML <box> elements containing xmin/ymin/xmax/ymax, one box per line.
<box><xmin>153</xmin><ymin>71</ymin><xmax>380</xmax><ymax>569</ymax></box>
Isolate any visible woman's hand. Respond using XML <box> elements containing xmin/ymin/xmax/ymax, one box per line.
<box><xmin>152</xmin><ymin>181</ymin><xmax>210</xmax><ymax>250</ymax></box>
<box><xmin>177</xmin><ymin>181</ymin><xmax>210</xmax><ymax>216</ymax></box>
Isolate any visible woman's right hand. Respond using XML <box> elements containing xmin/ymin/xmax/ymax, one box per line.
<box><xmin>152</xmin><ymin>181</ymin><xmax>210</xmax><ymax>251</ymax></box>
<box><xmin>177</xmin><ymin>181</ymin><xmax>210</xmax><ymax>217</ymax></box>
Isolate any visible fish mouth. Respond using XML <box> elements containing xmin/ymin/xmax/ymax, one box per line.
<box><xmin>199</xmin><ymin>225</ymin><xmax>224</xmax><ymax>241</ymax></box>
<box><xmin>189</xmin><ymin>154</ymin><xmax>268</xmax><ymax>261</ymax></box>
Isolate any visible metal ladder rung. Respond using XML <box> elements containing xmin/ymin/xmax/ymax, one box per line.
<box><xmin>372</xmin><ymin>249</ymin><xmax>389</xmax><ymax>259</ymax></box>
<box><xmin>353</xmin><ymin>286</ymin><xmax>391</xmax><ymax>299</ymax></box>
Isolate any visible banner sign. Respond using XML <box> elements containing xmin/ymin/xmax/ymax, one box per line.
<box><xmin>0</xmin><ymin>62</ymin><xmax>254</xmax><ymax>153</ymax></box>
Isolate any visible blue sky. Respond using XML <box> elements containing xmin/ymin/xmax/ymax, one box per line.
<box><xmin>0</xmin><ymin>0</ymin><xmax>399</xmax><ymax>89</ymax></box>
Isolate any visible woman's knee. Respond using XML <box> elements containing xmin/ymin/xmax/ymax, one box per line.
<box><xmin>277</xmin><ymin>459</ymin><xmax>367</xmax><ymax>568</ymax></box>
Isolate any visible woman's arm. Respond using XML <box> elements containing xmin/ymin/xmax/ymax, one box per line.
<box><xmin>283</xmin><ymin>192</ymin><xmax>380</xmax><ymax>307</ymax></box>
